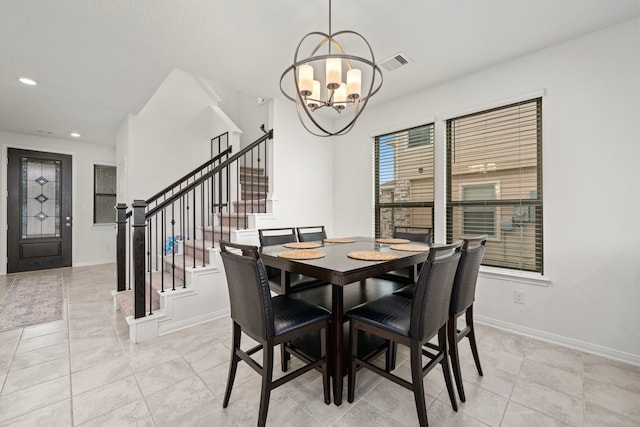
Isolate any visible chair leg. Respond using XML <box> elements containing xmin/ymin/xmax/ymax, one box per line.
<box><xmin>223</xmin><ymin>322</ymin><xmax>242</xmax><ymax>408</ymax></box>
<box><xmin>347</xmin><ymin>321</ymin><xmax>358</xmax><ymax>403</ymax></box>
<box><xmin>386</xmin><ymin>341</ymin><xmax>397</xmax><ymax>372</ymax></box>
<box><xmin>439</xmin><ymin>326</ymin><xmax>458</xmax><ymax>412</ymax></box>
<box><xmin>466</xmin><ymin>305</ymin><xmax>483</xmax><ymax>376</ymax></box>
<box><xmin>321</xmin><ymin>324</ymin><xmax>331</xmax><ymax>405</ymax></box>
<box><xmin>448</xmin><ymin>314</ymin><xmax>466</xmax><ymax>402</ymax></box>
<box><xmin>258</xmin><ymin>342</ymin><xmax>274</xmax><ymax>427</ymax></box>
<box><xmin>410</xmin><ymin>340</ymin><xmax>429</xmax><ymax>427</ymax></box>
<box><xmin>281</xmin><ymin>341</ymin><xmax>291</xmax><ymax>372</ymax></box>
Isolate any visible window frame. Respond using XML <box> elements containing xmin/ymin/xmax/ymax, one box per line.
<box><xmin>374</xmin><ymin>123</ymin><xmax>435</xmax><ymax>239</ymax></box>
<box><xmin>93</xmin><ymin>164</ymin><xmax>117</xmax><ymax>225</ymax></box>
<box><xmin>446</xmin><ymin>97</ymin><xmax>543</xmax><ymax>274</ymax></box>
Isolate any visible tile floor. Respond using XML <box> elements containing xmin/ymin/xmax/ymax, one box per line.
<box><xmin>1</xmin><ymin>264</ymin><xmax>639</xmax><ymax>426</ymax></box>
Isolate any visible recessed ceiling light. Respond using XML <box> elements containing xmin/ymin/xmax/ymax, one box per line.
<box><xmin>18</xmin><ymin>77</ymin><xmax>37</xmax><ymax>86</ymax></box>
<box><xmin>70</xmin><ymin>132</ymin><xmax>81</xmax><ymax>138</ymax></box>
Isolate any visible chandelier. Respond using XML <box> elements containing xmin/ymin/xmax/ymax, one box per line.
<box><xmin>280</xmin><ymin>0</ymin><xmax>383</xmax><ymax>137</ymax></box>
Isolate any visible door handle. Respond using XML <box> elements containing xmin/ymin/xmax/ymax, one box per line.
<box><xmin>65</xmin><ymin>223</ymin><xmax>71</xmax><ymax>227</ymax></box>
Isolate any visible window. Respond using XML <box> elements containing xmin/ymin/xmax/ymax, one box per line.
<box><xmin>447</xmin><ymin>98</ymin><xmax>543</xmax><ymax>273</ymax></box>
<box><xmin>375</xmin><ymin>123</ymin><xmax>434</xmax><ymax>238</ymax></box>
<box><xmin>94</xmin><ymin>164</ymin><xmax>116</xmax><ymax>224</ymax></box>
<box><xmin>407</xmin><ymin>124</ymin><xmax>434</xmax><ymax>148</ymax></box>
<box><xmin>462</xmin><ymin>183</ymin><xmax>498</xmax><ymax>236</ymax></box>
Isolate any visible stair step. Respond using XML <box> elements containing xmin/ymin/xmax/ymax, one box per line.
<box><xmin>240</xmin><ymin>176</ymin><xmax>268</xmax><ymax>186</ymax></box>
<box><xmin>240</xmin><ymin>166</ymin><xmax>265</xmax><ymax>175</ymax></box>
<box><xmin>116</xmin><ymin>269</ymin><xmax>187</xmax><ymax>317</ymax></box>
<box><xmin>147</xmin><ymin>269</ymin><xmax>185</xmax><ymax>292</ymax></box>
<box><xmin>182</xmin><ymin>239</ymin><xmax>213</xmax><ymax>263</ymax></box>
<box><xmin>241</xmin><ymin>192</ymin><xmax>268</xmax><ymax>202</ymax></box>
<box><xmin>218</xmin><ymin>213</ymin><xmax>248</xmax><ymax>228</ymax></box>
<box><xmin>116</xmin><ymin>290</ymin><xmax>160</xmax><ymax>318</ymax></box>
<box><xmin>202</xmin><ymin>225</ymin><xmax>236</xmax><ymax>243</ymax></box>
<box><xmin>232</xmin><ymin>200</ymin><xmax>267</xmax><ymax>214</ymax></box>
<box><xmin>240</xmin><ymin>181</ymin><xmax>268</xmax><ymax>191</ymax></box>
<box><xmin>116</xmin><ymin>286</ymin><xmax>162</xmax><ymax>319</ymax></box>
<box><xmin>163</xmin><ymin>252</ymin><xmax>212</xmax><ymax>275</ymax></box>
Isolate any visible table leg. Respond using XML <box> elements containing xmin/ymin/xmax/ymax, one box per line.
<box><xmin>281</xmin><ymin>271</ymin><xmax>291</xmax><ymax>294</ymax></box>
<box><xmin>332</xmin><ymin>284</ymin><xmax>344</xmax><ymax>405</ymax></box>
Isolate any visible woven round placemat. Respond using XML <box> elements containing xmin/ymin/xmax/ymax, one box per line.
<box><xmin>390</xmin><ymin>244</ymin><xmax>430</xmax><ymax>252</ymax></box>
<box><xmin>324</xmin><ymin>238</ymin><xmax>356</xmax><ymax>243</ymax></box>
<box><xmin>277</xmin><ymin>250</ymin><xmax>326</xmax><ymax>260</ymax></box>
<box><xmin>283</xmin><ymin>242</ymin><xmax>322</xmax><ymax>249</ymax></box>
<box><xmin>347</xmin><ymin>251</ymin><xmax>398</xmax><ymax>261</ymax></box>
<box><xmin>376</xmin><ymin>238</ymin><xmax>411</xmax><ymax>244</ymax></box>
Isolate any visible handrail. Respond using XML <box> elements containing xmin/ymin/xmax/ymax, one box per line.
<box><xmin>145</xmin><ymin>128</ymin><xmax>273</xmax><ymax>220</ymax></box>
<box><xmin>117</xmin><ymin>127</ymin><xmax>273</xmax><ymax>320</ymax></box>
<box><xmin>145</xmin><ymin>146</ymin><xmax>233</xmax><ymax>204</ymax></box>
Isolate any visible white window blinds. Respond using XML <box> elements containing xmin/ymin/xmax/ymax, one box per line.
<box><xmin>446</xmin><ymin>98</ymin><xmax>543</xmax><ymax>273</ymax></box>
<box><xmin>375</xmin><ymin>123</ymin><xmax>434</xmax><ymax>238</ymax></box>
<box><xmin>94</xmin><ymin>164</ymin><xmax>117</xmax><ymax>224</ymax></box>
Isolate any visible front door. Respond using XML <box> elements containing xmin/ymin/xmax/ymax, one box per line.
<box><xmin>7</xmin><ymin>148</ymin><xmax>72</xmax><ymax>272</ymax></box>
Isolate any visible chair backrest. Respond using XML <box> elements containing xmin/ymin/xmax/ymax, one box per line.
<box><xmin>393</xmin><ymin>226</ymin><xmax>432</xmax><ymax>244</ymax></box>
<box><xmin>297</xmin><ymin>226</ymin><xmax>327</xmax><ymax>242</ymax></box>
<box><xmin>411</xmin><ymin>241</ymin><xmax>462</xmax><ymax>342</ymax></box>
<box><xmin>219</xmin><ymin>240</ymin><xmax>274</xmax><ymax>340</ymax></box>
<box><xmin>258</xmin><ymin>227</ymin><xmax>297</xmax><ymax>247</ymax></box>
<box><xmin>449</xmin><ymin>235</ymin><xmax>487</xmax><ymax>317</ymax></box>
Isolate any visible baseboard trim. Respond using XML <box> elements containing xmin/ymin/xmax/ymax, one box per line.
<box><xmin>476</xmin><ymin>315</ymin><xmax>640</xmax><ymax>367</ymax></box>
<box><xmin>74</xmin><ymin>260</ymin><xmax>115</xmax><ymax>267</ymax></box>
<box><xmin>158</xmin><ymin>308</ymin><xmax>229</xmax><ymax>336</ymax></box>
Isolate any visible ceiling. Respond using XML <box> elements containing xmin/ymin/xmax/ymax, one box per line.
<box><xmin>1</xmin><ymin>0</ymin><xmax>638</xmax><ymax>146</ymax></box>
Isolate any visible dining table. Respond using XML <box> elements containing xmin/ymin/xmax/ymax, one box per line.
<box><xmin>259</xmin><ymin>236</ymin><xmax>430</xmax><ymax>405</ymax></box>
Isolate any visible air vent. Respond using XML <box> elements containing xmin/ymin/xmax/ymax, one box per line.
<box><xmin>379</xmin><ymin>52</ymin><xmax>411</xmax><ymax>72</ymax></box>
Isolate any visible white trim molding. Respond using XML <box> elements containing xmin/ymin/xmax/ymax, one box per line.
<box><xmin>476</xmin><ymin>315</ymin><xmax>640</xmax><ymax>367</ymax></box>
<box><xmin>479</xmin><ymin>265</ymin><xmax>550</xmax><ymax>287</ymax></box>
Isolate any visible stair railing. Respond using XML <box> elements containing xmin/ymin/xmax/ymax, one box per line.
<box><xmin>115</xmin><ymin>133</ymin><xmax>231</xmax><ymax>295</ymax></box>
<box><xmin>116</xmin><ymin>128</ymin><xmax>273</xmax><ymax>319</ymax></box>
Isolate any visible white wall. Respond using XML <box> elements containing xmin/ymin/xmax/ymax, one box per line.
<box><xmin>205</xmin><ymin>81</ymin><xmax>269</xmax><ymax>148</ymax></box>
<box><xmin>118</xmin><ymin>69</ymin><xmax>270</xmax><ymax>203</ymax></box>
<box><xmin>0</xmin><ymin>132</ymin><xmax>117</xmax><ymax>272</ymax></box>
<box><xmin>332</xmin><ymin>19</ymin><xmax>640</xmax><ymax>361</ymax></box>
<box><xmin>267</xmin><ymin>99</ymin><xmax>335</xmax><ymax>233</ymax></box>
<box><xmin>122</xmin><ymin>69</ymin><xmax>220</xmax><ymax>201</ymax></box>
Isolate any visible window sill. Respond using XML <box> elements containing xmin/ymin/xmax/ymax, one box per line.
<box><xmin>479</xmin><ymin>265</ymin><xmax>550</xmax><ymax>287</ymax></box>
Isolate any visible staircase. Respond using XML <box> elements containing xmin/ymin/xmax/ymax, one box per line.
<box><xmin>113</xmin><ymin>130</ymin><xmax>273</xmax><ymax>342</ymax></box>
<box><xmin>202</xmin><ymin>166</ymin><xmax>268</xmax><ymax>244</ymax></box>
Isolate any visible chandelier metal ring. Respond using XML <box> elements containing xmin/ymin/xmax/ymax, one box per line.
<box><xmin>279</xmin><ymin>9</ymin><xmax>383</xmax><ymax>137</ymax></box>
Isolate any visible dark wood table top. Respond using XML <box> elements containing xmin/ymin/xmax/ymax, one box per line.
<box><xmin>259</xmin><ymin>236</ymin><xmax>429</xmax><ymax>286</ymax></box>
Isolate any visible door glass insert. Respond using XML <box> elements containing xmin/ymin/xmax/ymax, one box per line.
<box><xmin>21</xmin><ymin>157</ymin><xmax>61</xmax><ymax>238</ymax></box>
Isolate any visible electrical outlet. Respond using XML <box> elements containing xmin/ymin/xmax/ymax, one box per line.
<box><xmin>513</xmin><ymin>290</ymin><xmax>525</xmax><ymax>305</ymax></box>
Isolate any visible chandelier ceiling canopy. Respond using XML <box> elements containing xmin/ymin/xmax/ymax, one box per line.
<box><xmin>280</xmin><ymin>0</ymin><xmax>383</xmax><ymax>137</ymax></box>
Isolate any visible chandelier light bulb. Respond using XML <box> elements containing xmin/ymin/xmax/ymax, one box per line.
<box><xmin>334</xmin><ymin>83</ymin><xmax>347</xmax><ymax>109</ymax></box>
<box><xmin>325</xmin><ymin>58</ymin><xmax>342</xmax><ymax>90</ymax></box>
<box><xmin>347</xmin><ymin>68</ymin><xmax>361</xmax><ymax>100</ymax></box>
<box><xmin>307</xmin><ymin>80</ymin><xmax>321</xmax><ymax>108</ymax></box>
<box><xmin>298</xmin><ymin>64</ymin><xmax>314</xmax><ymax>96</ymax></box>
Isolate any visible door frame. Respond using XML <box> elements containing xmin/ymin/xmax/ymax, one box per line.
<box><xmin>1</xmin><ymin>142</ymin><xmax>76</xmax><ymax>275</ymax></box>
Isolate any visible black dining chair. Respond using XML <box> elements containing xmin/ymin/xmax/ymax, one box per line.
<box><xmin>219</xmin><ymin>240</ymin><xmax>331</xmax><ymax>427</ymax></box>
<box><xmin>448</xmin><ymin>235</ymin><xmax>487</xmax><ymax>402</ymax></box>
<box><xmin>346</xmin><ymin>241</ymin><xmax>462</xmax><ymax>427</ymax></box>
<box><xmin>377</xmin><ymin>226</ymin><xmax>432</xmax><ymax>285</ymax></box>
<box><xmin>296</xmin><ymin>225</ymin><xmax>327</xmax><ymax>242</ymax></box>
<box><xmin>258</xmin><ymin>227</ymin><xmax>298</xmax><ymax>247</ymax></box>
<box><xmin>393</xmin><ymin>226</ymin><xmax>432</xmax><ymax>244</ymax></box>
<box><xmin>258</xmin><ymin>227</ymin><xmax>324</xmax><ymax>294</ymax></box>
